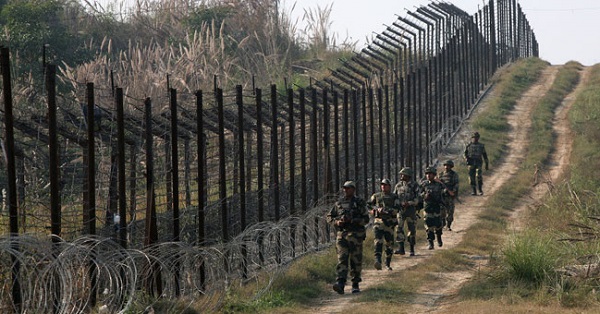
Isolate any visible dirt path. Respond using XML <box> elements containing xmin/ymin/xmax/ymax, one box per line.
<box><xmin>507</xmin><ymin>66</ymin><xmax>591</xmax><ymax>231</ymax></box>
<box><xmin>308</xmin><ymin>64</ymin><xmax>586</xmax><ymax>313</ymax></box>
<box><xmin>416</xmin><ymin>65</ymin><xmax>590</xmax><ymax>313</ymax></box>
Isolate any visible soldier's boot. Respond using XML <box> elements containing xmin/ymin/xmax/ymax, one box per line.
<box><xmin>436</xmin><ymin>233</ymin><xmax>443</xmax><ymax>247</ymax></box>
<box><xmin>396</xmin><ymin>242</ymin><xmax>405</xmax><ymax>255</ymax></box>
<box><xmin>471</xmin><ymin>185</ymin><xmax>477</xmax><ymax>195</ymax></box>
<box><xmin>351</xmin><ymin>282</ymin><xmax>360</xmax><ymax>294</ymax></box>
<box><xmin>374</xmin><ymin>255</ymin><xmax>382</xmax><ymax>270</ymax></box>
<box><xmin>385</xmin><ymin>257</ymin><xmax>393</xmax><ymax>271</ymax></box>
<box><xmin>447</xmin><ymin>221</ymin><xmax>452</xmax><ymax>231</ymax></box>
<box><xmin>427</xmin><ymin>232</ymin><xmax>435</xmax><ymax>249</ymax></box>
<box><xmin>478</xmin><ymin>183</ymin><xmax>484</xmax><ymax>195</ymax></box>
<box><xmin>409</xmin><ymin>243</ymin><xmax>415</xmax><ymax>256</ymax></box>
<box><xmin>332</xmin><ymin>281</ymin><xmax>345</xmax><ymax>294</ymax></box>
<box><xmin>374</xmin><ymin>242</ymin><xmax>383</xmax><ymax>269</ymax></box>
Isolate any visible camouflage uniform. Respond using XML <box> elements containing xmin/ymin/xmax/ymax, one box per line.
<box><xmin>367</xmin><ymin>179</ymin><xmax>401</xmax><ymax>270</ymax></box>
<box><xmin>439</xmin><ymin>160</ymin><xmax>459</xmax><ymax>231</ymax></box>
<box><xmin>421</xmin><ymin>167</ymin><xmax>446</xmax><ymax>249</ymax></box>
<box><xmin>327</xmin><ymin>181</ymin><xmax>369</xmax><ymax>294</ymax></box>
<box><xmin>394</xmin><ymin>168</ymin><xmax>421</xmax><ymax>256</ymax></box>
<box><xmin>464</xmin><ymin>132</ymin><xmax>489</xmax><ymax>195</ymax></box>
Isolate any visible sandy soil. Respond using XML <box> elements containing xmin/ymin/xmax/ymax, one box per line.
<box><xmin>308</xmin><ymin>64</ymin><xmax>590</xmax><ymax>314</ymax></box>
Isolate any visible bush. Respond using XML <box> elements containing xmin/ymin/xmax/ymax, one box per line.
<box><xmin>502</xmin><ymin>231</ymin><xmax>558</xmax><ymax>284</ymax></box>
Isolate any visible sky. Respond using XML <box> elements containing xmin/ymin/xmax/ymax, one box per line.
<box><xmin>283</xmin><ymin>0</ymin><xmax>600</xmax><ymax>66</ymax></box>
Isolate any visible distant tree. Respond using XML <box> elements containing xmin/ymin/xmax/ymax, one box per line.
<box><xmin>184</xmin><ymin>4</ymin><xmax>232</xmax><ymax>33</ymax></box>
<box><xmin>0</xmin><ymin>0</ymin><xmax>95</xmax><ymax>82</ymax></box>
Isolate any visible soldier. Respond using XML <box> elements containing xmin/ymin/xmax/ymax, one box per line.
<box><xmin>368</xmin><ymin>178</ymin><xmax>401</xmax><ymax>271</ymax></box>
<box><xmin>464</xmin><ymin>131</ymin><xmax>489</xmax><ymax>195</ymax></box>
<box><xmin>393</xmin><ymin>167</ymin><xmax>421</xmax><ymax>256</ymax></box>
<box><xmin>420</xmin><ymin>166</ymin><xmax>446</xmax><ymax>249</ymax></box>
<box><xmin>439</xmin><ymin>160</ymin><xmax>459</xmax><ymax>231</ymax></box>
<box><xmin>327</xmin><ymin>180</ymin><xmax>370</xmax><ymax>294</ymax></box>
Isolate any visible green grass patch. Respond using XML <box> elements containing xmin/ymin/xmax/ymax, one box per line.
<box><xmin>221</xmin><ymin>290</ymin><xmax>293</xmax><ymax>314</ymax></box>
<box><xmin>218</xmin><ymin>244</ymin><xmax>339</xmax><ymax>313</ymax></box>
<box><xmin>569</xmin><ymin>64</ymin><xmax>600</xmax><ymax>194</ymax></box>
<box><xmin>502</xmin><ymin>230</ymin><xmax>559</xmax><ymax>283</ymax></box>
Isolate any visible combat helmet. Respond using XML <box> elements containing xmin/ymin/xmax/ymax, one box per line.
<box><xmin>380</xmin><ymin>178</ymin><xmax>392</xmax><ymax>186</ymax></box>
<box><xmin>443</xmin><ymin>160</ymin><xmax>454</xmax><ymax>167</ymax></box>
<box><xmin>471</xmin><ymin>131</ymin><xmax>480</xmax><ymax>138</ymax></box>
<box><xmin>399</xmin><ymin>167</ymin><xmax>413</xmax><ymax>177</ymax></box>
<box><xmin>342</xmin><ymin>181</ymin><xmax>356</xmax><ymax>189</ymax></box>
<box><xmin>424</xmin><ymin>166</ymin><xmax>437</xmax><ymax>174</ymax></box>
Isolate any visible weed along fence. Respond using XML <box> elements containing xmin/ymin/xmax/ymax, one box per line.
<box><xmin>0</xmin><ymin>0</ymin><xmax>537</xmax><ymax>312</ymax></box>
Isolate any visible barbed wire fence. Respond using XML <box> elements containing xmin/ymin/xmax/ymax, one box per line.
<box><xmin>0</xmin><ymin>0</ymin><xmax>537</xmax><ymax>312</ymax></box>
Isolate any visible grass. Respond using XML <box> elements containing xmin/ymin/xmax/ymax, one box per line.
<box><xmin>502</xmin><ymin>230</ymin><xmax>559</xmax><ymax>283</ymax></box>
<box><xmin>218</xmin><ymin>244</ymin><xmax>337</xmax><ymax>313</ymax></box>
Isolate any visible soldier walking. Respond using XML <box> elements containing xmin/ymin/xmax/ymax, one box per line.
<box><xmin>393</xmin><ymin>167</ymin><xmax>421</xmax><ymax>256</ymax></box>
<box><xmin>420</xmin><ymin>167</ymin><xmax>446</xmax><ymax>249</ymax></box>
<box><xmin>464</xmin><ymin>131</ymin><xmax>489</xmax><ymax>195</ymax></box>
<box><xmin>368</xmin><ymin>178</ymin><xmax>401</xmax><ymax>271</ymax></box>
<box><xmin>439</xmin><ymin>160</ymin><xmax>459</xmax><ymax>231</ymax></box>
<box><xmin>327</xmin><ymin>181</ymin><xmax>370</xmax><ymax>294</ymax></box>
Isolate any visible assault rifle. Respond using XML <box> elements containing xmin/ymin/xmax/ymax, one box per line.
<box><xmin>372</xmin><ymin>206</ymin><xmax>393</xmax><ymax>218</ymax></box>
<box><xmin>336</xmin><ymin>207</ymin><xmax>353</xmax><ymax>228</ymax></box>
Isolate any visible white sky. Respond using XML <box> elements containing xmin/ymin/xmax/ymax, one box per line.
<box><xmin>283</xmin><ymin>0</ymin><xmax>600</xmax><ymax>66</ymax></box>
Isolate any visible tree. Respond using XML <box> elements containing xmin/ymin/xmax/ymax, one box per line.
<box><xmin>0</xmin><ymin>0</ymin><xmax>94</xmax><ymax>82</ymax></box>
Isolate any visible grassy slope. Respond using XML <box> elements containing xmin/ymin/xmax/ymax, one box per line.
<box><xmin>452</xmin><ymin>61</ymin><xmax>600</xmax><ymax>312</ymax></box>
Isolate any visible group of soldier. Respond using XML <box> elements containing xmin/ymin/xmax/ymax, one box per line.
<box><xmin>326</xmin><ymin>131</ymin><xmax>489</xmax><ymax>294</ymax></box>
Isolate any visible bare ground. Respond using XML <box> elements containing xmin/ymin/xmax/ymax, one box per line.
<box><xmin>308</xmin><ymin>64</ymin><xmax>590</xmax><ymax>314</ymax></box>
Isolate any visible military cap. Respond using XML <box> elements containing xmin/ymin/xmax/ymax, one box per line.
<box><xmin>380</xmin><ymin>178</ymin><xmax>391</xmax><ymax>186</ymax></box>
<box><xmin>424</xmin><ymin>166</ymin><xmax>437</xmax><ymax>174</ymax></box>
<box><xmin>443</xmin><ymin>160</ymin><xmax>454</xmax><ymax>167</ymax></box>
<box><xmin>399</xmin><ymin>167</ymin><xmax>414</xmax><ymax>177</ymax></box>
<box><xmin>342</xmin><ymin>181</ymin><xmax>356</xmax><ymax>189</ymax></box>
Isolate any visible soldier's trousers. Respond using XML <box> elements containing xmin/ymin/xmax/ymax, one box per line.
<box><xmin>396</xmin><ymin>212</ymin><xmax>417</xmax><ymax>245</ymax></box>
<box><xmin>468</xmin><ymin>164</ymin><xmax>483</xmax><ymax>187</ymax></box>
<box><xmin>373</xmin><ymin>220</ymin><xmax>395</xmax><ymax>259</ymax></box>
<box><xmin>335</xmin><ymin>232</ymin><xmax>364</xmax><ymax>284</ymax></box>
<box><xmin>442</xmin><ymin>196</ymin><xmax>455</xmax><ymax>225</ymax></box>
<box><xmin>424</xmin><ymin>214</ymin><xmax>443</xmax><ymax>241</ymax></box>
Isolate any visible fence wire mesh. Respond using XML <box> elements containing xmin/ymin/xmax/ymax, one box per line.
<box><xmin>0</xmin><ymin>0</ymin><xmax>537</xmax><ymax>312</ymax></box>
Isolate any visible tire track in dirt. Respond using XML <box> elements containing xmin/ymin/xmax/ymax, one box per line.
<box><xmin>425</xmin><ymin>65</ymin><xmax>590</xmax><ymax>313</ymax></box>
<box><xmin>308</xmin><ymin>65</ymin><xmax>562</xmax><ymax>314</ymax></box>
<box><xmin>508</xmin><ymin>66</ymin><xmax>591</xmax><ymax>231</ymax></box>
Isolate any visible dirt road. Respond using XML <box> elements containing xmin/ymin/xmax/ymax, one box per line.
<box><xmin>309</xmin><ymin>64</ymin><xmax>589</xmax><ymax>313</ymax></box>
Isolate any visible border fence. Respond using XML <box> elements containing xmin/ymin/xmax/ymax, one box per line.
<box><xmin>0</xmin><ymin>0</ymin><xmax>537</xmax><ymax>312</ymax></box>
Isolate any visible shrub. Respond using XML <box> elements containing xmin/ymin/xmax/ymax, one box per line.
<box><xmin>502</xmin><ymin>231</ymin><xmax>558</xmax><ymax>284</ymax></box>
